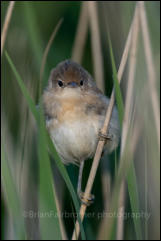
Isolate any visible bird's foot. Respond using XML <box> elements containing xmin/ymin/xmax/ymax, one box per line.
<box><xmin>98</xmin><ymin>130</ymin><xmax>113</xmax><ymax>141</ymax></box>
<box><xmin>78</xmin><ymin>191</ymin><xmax>95</xmax><ymax>206</ymax></box>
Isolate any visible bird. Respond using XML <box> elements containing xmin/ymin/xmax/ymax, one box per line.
<box><xmin>43</xmin><ymin>59</ymin><xmax>120</xmax><ymax>205</ymax></box>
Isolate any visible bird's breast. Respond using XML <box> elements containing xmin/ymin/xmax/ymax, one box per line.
<box><xmin>50</xmin><ymin>118</ymin><xmax>99</xmax><ymax>165</ymax></box>
<box><xmin>48</xmin><ymin>98</ymin><xmax>102</xmax><ymax>164</ymax></box>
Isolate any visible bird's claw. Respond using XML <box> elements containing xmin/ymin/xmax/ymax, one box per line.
<box><xmin>78</xmin><ymin>191</ymin><xmax>95</xmax><ymax>206</ymax></box>
<box><xmin>98</xmin><ymin>130</ymin><xmax>113</xmax><ymax>141</ymax></box>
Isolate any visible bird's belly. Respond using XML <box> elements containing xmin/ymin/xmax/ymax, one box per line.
<box><xmin>50</xmin><ymin>119</ymin><xmax>100</xmax><ymax>165</ymax></box>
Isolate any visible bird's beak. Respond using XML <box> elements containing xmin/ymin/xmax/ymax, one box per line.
<box><xmin>67</xmin><ymin>82</ymin><xmax>78</xmax><ymax>88</ymax></box>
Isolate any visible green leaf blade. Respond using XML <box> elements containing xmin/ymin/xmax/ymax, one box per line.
<box><xmin>5</xmin><ymin>51</ymin><xmax>86</xmax><ymax>240</ymax></box>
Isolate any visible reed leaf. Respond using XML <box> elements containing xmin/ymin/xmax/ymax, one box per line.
<box><xmin>5</xmin><ymin>51</ymin><xmax>86</xmax><ymax>240</ymax></box>
<box><xmin>107</xmin><ymin>35</ymin><xmax>142</xmax><ymax>240</ymax></box>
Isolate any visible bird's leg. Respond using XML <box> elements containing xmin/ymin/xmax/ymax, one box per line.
<box><xmin>77</xmin><ymin>160</ymin><xmax>84</xmax><ymax>197</ymax></box>
<box><xmin>77</xmin><ymin>160</ymin><xmax>95</xmax><ymax>206</ymax></box>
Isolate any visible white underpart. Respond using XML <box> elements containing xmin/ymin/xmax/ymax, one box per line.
<box><xmin>50</xmin><ymin>117</ymin><xmax>99</xmax><ymax>165</ymax></box>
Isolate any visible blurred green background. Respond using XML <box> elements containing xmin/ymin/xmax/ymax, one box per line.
<box><xmin>1</xmin><ymin>1</ymin><xmax>160</xmax><ymax>240</ymax></box>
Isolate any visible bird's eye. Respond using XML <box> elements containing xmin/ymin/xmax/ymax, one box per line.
<box><xmin>58</xmin><ymin>80</ymin><xmax>63</xmax><ymax>87</ymax></box>
<box><xmin>80</xmin><ymin>80</ymin><xmax>84</xmax><ymax>86</ymax></box>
